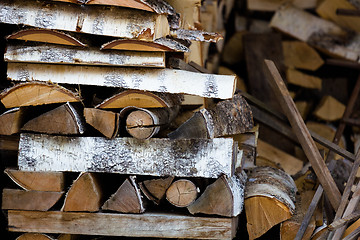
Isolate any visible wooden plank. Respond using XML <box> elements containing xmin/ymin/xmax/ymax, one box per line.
<box><xmin>264</xmin><ymin>59</ymin><xmax>341</xmax><ymax>210</ymax></box>
<box><xmin>0</xmin><ymin>0</ymin><xmax>169</xmax><ymax>40</ymax></box>
<box><xmin>2</xmin><ymin>188</ymin><xmax>63</xmax><ymax>211</ymax></box>
<box><xmin>5</xmin><ymin>43</ymin><xmax>166</xmax><ymax>68</ymax></box>
<box><xmin>7</xmin><ymin>63</ymin><xmax>236</xmax><ymax>99</ymax></box>
<box><xmin>7</xmin><ymin>210</ymin><xmax>238</xmax><ymax>239</ymax></box>
<box><xmin>18</xmin><ymin>133</ymin><xmax>236</xmax><ymax>178</ymax></box>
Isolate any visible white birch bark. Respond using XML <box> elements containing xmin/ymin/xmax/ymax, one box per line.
<box><xmin>18</xmin><ymin>133</ymin><xmax>236</xmax><ymax>178</ymax></box>
<box><xmin>7</xmin><ymin>63</ymin><xmax>236</xmax><ymax>99</ymax></box>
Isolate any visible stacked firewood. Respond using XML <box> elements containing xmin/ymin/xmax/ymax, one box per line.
<box><xmin>0</xmin><ymin>0</ymin><xmax>281</xmax><ymax>240</ymax></box>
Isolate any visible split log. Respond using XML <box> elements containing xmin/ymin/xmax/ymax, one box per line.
<box><xmin>280</xmin><ymin>190</ymin><xmax>317</xmax><ymax>240</ymax></box>
<box><xmin>96</xmin><ymin>89</ymin><xmax>181</xmax><ymax>109</ymax></box>
<box><xmin>282</xmin><ymin>41</ymin><xmax>324</xmax><ymax>71</ymax></box>
<box><xmin>57</xmin><ymin>234</ymin><xmax>80</xmax><ymax>240</ymax></box>
<box><xmin>166</xmin><ymin>179</ymin><xmax>198</xmax><ymax>207</ymax></box>
<box><xmin>0</xmin><ymin>82</ymin><xmax>81</xmax><ymax>109</ymax></box>
<box><xmin>247</xmin><ymin>0</ymin><xmax>318</xmax><ymax>11</ymax></box>
<box><xmin>102</xmin><ymin>176</ymin><xmax>145</xmax><ymax>213</ymax></box>
<box><xmin>232</xmin><ymin>127</ymin><xmax>258</xmax><ymax>170</ymax></box>
<box><xmin>139</xmin><ymin>176</ymin><xmax>174</xmax><ymax>204</ymax></box>
<box><xmin>286</xmin><ymin>68</ymin><xmax>322</xmax><ymax>90</ymax></box>
<box><xmin>257</xmin><ymin>139</ymin><xmax>303</xmax><ymax>176</ymax></box>
<box><xmin>22</xmin><ymin>102</ymin><xmax>85</xmax><ymax>135</ymax></box>
<box><xmin>84</xmin><ymin>108</ymin><xmax>119</xmax><ymax>139</ymax></box>
<box><xmin>166</xmin><ymin>0</ymin><xmax>201</xmax><ymax>30</ymax></box>
<box><xmin>8</xmin><ymin>210</ymin><xmax>238</xmax><ymax>239</ymax></box>
<box><xmin>313</xmin><ymin>95</ymin><xmax>346</xmax><ymax>121</ymax></box>
<box><xmin>0</xmin><ymin>0</ymin><xmax>169</xmax><ymax>40</ymax></box>
<box><xmin>168</xmin><ymin>94</ymin><xmax>253</xmax><ymax>139</ymax></box>
<box><xmin>245</xmin><ymin>167</ymin><xmax>297</xmax><ymax>240</ymax></box>
<box><xmin>295</xmin><ymin>101</ymin><xmax>311</xmax><ymax>120</ymax></box>
<box><xmin>6</xmin><ymin>28</ymin><xmax>87</xmax><ymax>47</ymax></box>
<box><xmin>101</xmin><ymin>38</ymin><xmax>189</xmax><ymax>52</ymax></box>
<box><xmin>4</xmin><ymin>168</ymin><xmax>65</xmax><ymax>192</ymax></box>
<box><xmin>2</xmin><ymin>188</ymin><xmax>64</xmax><ymax>211</ymax></box>
<box><xmin>7</xmin><ymin>63</ymin><xmax>236</xmax><ymax>99</ymax></box>
<box><xmin>18</xmin><ymin>134</ymin><xmax>237</xmax><ymax>178</ymax></box>
<box><xmin>5</xmin><ymin>43</ymin><xmax>166</xmax><ymax>68</ymax></box>
<box><xmin>16</xmin><ymin>233</ymin><xmax>55</xmax><ymax>240</ymax></box>
<box><xmin>270</xmin><ymin>4</ymin><xmax>360</xmax><ymax>63</ymax></box>
<box><xmin>0</xmin><ymin>108</ymin><xmax>26</xmax><ymax>135</ymax></box>
<box><xmin>170</xmin><ymin>29</ymin><xmax>223</xmax><ymax>43</ymax></box>
<box><xmin>62</xmin><ymin>172</ymin><xmax>103</xmax><ymax>212</ymax></box>
<box><xmin>122</xmin><ymin>106</ymin><xmax>179</xmax><ymax>139</ymax></box>
<box><xmin>316</xmin><ymin>0</ymin><xmax>360</xmax><ymax>33</ymax></box>
<box><xmin>187</xmin><ymin>171</ymin><xmax>247</xmax><ymax>217</ymax></box>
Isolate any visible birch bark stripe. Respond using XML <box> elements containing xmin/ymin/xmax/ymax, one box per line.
<box><xmin>7</xmin><ymin>63</ymin><xmax>236</xmax><ymax>99</ymax></box>
<box><xmin>18</xmin><ymin>133</ymin><xmax>236</xmax><ymax>178</ymax></box>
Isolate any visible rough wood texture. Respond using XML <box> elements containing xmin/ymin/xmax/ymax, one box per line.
<box><xmin>0</xmin><ymin>0</ymin><xmax>170</xmax><ymax>40</ymax></box>
<box><xmin>166</xmin><ymin>179</ymin><xmax>198</xmax><ymax>207</ymax></box>
<box><xmin>282</xmin><ymin>41</ymin><xmax>324</xmax><ymax>71</ymax></box>
<box><xmin>264</xmin><ymin>59</ymin><xmax>341</xmax><ymax>210</ymax></box>
<box><xmin>22</xmin><ymin>103</ymin><xmax>85</xmax><ymax>135</ymax></box>
<box><xmin>6</xmin><ymin>29</ymin><xmax>87</xmax><ymax>47</ymax></box>
<box><xmin>8</xmin><ymin>210</ymin><xmax>238</xmax><ymax>239</ymax></box>
<box><xmin>84</xmin><ymin>108</ymin><xmax>119</xmax><ymax>139</ymax></box>
<box><xmin>123</xmin><ymin>106</ymin><xmax>179</xmax><ymax>139</ymax></box>
<box><xmin>314</xmin><ymin>95</ymin><xmax>346</xmax><ymax>121</ymax></box>
<box><xmin>286</xmin><ymin>68</ymin><xmax>322</xmax><ymax>90</ymax></box>
<box><xmin>4</xmin><ymin>168</ymin><xmax>65</xmax><ymax>192</ymax></box>
<box><xmin>169</xmin><ymin>94</ymin><xmax>253</xmax><ymax>139</ymax></box>
<box><xmin>18</xmin><ymin>134</ymin><xmax>236</xmax><ymax>178</ymax></box>
<box><xmin>245</xmin><ymin>167</ymin><xmax>296</xmax><ymax>240</ymax></box>
<box><xmin>0</xmin><ymin>82</ymin><xmax>81</xmax><ymax>109</ymax></box>
<box><xmin>7</xmin><ymin>63</ymin><xmax>236</xmax><ymax>99</ymax></box>
<box><xmin>139</xmin><ymin>176</ymin><xmax>174</xmax><ymax>204</ymax></box>
<box><xmin>244</xmin><ymin>33</ymin><xmax>285</xmax><ymax>112</ymax></box>
<box><xmin>270</xmin><ymin>4</ymin><xmax>360</xmax><ymax>63</ymax></box>
<box><xmin>101</xmin><ymin>38</ymin><xmax>189</xmax><ymax>52</ymax></box>
<box><xmin>0</xmin><ymin>108</ymin><xmax>25</xmax><ymax>135</ymax></box>
<box><xmin>5</xmin><ymin>43</ymin><xmax>166</xmax><ymax>68</ymax></box>
<box><xmin>96</xmin><ymin>90</ymin><xmax>181</xmax><ymax>109</ymax></box>
<box><xmin>171</xmin><ymin>29</ymin><xmax>223</xmax><ymax>43</ymax></box>
<box><xmin>316</xmin><ymin>0</ymin><xmax>360</xmax><ymax>33</ymax></box>
<box><xmin>188</xmin><ymin>171</ymin><xmax>247</xmax><ymax>217</ymax></box>
<box><xmin>102</xmin><ymin>176</ymin><xmax>145</xmax><ymax>213</ymax></box>
<box><xmin>2</xmin><ymin>188</ymin><xmax>63</xmax><ymax>211</ymax></box>
<box><xmin>257</xmin><ymin>139</ymin><xmax>303</xmax><ymax>176</ymax></box>
<box><xmin>16</xmin><ymin>233</ymin><xmax>55</xmax><ymax>240</ymax></box>
<box><xmin>62</xmin><ymin>172</ymin><xmax>103</xmax><ymax>212</ymax></box>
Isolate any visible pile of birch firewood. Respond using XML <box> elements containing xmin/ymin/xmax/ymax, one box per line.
<box><xmin>0</xmin><ymin>0</ymin><xmax>293</xmax><ymax>240</ymax></box>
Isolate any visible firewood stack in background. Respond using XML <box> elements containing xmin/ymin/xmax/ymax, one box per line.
<box><xmin>1</xmin><ymin>0</ymin><xmax>360</xmax><ymax>239</ymax></box>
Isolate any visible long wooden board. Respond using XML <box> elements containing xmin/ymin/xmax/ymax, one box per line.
<box><xmin>0</xmin><ymin>0</ymin><xmax>169</xmax><ymax>40</ymax></box>
<box><xmin>7</xmin><ymin>210</ymin><xmax>237</xmax><ymax>239</ymax></box>
<box><xmin>18</xmin><ymin>133</ymin><xmax>236</xmax><ymax>178</ymax></box>
<box><xmin>5</xmin><ymin>44</ymin><xmax>166</xmax><ymax>68</ymax></box>
<box><xmin>7</xmin><ymin>63</ymin><xmax>236</xmax><ymax>99</ymax></box>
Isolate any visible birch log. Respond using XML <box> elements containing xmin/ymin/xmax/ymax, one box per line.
<box><xmin>166</xmin><ymin>179</ymin><xmax>198</xmax><ymax>207</ymax></box>
<box><xmin>8</xmin><ymin>210</ymin><xmax>238</xmax><ymax>239</ymax></box>
<box><xmin>18</xmin><ymin>133</ymin><xmax>236</xmax><ymax>178</ymax></box>
<box><xmin>139</xmin><ymin>176</ymin><xmax>174</xmax><ymax>204</ymax></box>
<box><xmin>5</xmin><ymin>168</ymin><xmax>65</xmax><ymax>192</ymax></box>
<box><xmin>96</xmin><ymin>90</ymin><xmax>182</xmax><ymax>109</ymax></box>
<box><xmin>188</xmin><ymin>171</ymin><xmax>247</xmax><ymax>217</ymax></box>
<box><xmin>16</xmin><ymin>233</ymin><xmax>55</xmax><ymax>240</ymax></box>
<box><xmin>2</xmin><ymin>188</ymin><xmax>64</xmax><ymax>211</ymax></box>
<box><xmin>22</xmin><ymin>103</ymin><xmax>85</xmax><ymax>135</ymax></box>
<box><xmin>245</xmin><ymin>167</ymin><xmax>297</xmax><ymax>240</ymax></box>
<box><xmin>5</xmin><ymin>43</ymin><xmax>166</xmax><ymax>68</ymax></box>
<box><xmin>7</xmin><ymin>63</ymin><xmax>236</xmax><ymax>99</ymax></box>
<box><xmin>0</xmin><ymin>0</ymin><xmax>169</xmax><ymax>40</ymax></box>
<box><xmin>101</xmin><ymin>38</ymin><xmax>189</xmax><ymax>52</ymax></box>
<box><xmin>6</xmin><ymin>28</ymin><xmax>87</xmax><ymax>47</ymax></box>
<box><xmin>0</xmin><ymin>82</ymin><xmax>81</xmax><ymax>108</ymax></box>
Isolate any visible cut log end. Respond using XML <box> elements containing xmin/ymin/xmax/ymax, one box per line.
<box><xmin>166</xmin><ymin>179</ymin><xmax>198</xmax><ymax>207</ymax></box>
<box><xmin>126</xmin><ymin>110</ymin><xmax>157</xmax><ymax>139</ymax></box>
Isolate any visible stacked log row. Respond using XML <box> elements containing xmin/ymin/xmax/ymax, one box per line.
<box><xmin>0</xmin><ymin>0</ymin><xmax>255</xmax><ymax>239</ymax></box>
